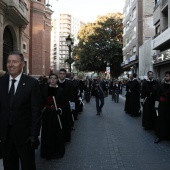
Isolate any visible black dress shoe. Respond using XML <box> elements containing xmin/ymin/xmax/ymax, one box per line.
<box><xmin>154</xmin><ymin>138</ymin><xmax>162</xmax><ymax>144</ymax></box>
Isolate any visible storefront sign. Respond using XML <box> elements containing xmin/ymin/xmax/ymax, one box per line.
<box><xmin>152</xmin><ymin>49</ymin><xmax>170</xmax><ymax>64</ymax></box>
<box><xmin>130</xmin><ymin>55</ymin><xmax>136</xmax><ymax>62</ymax></box>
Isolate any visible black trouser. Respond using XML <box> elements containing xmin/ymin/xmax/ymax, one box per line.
<box><xmin>95</xmin><ymin>96</ymin><xmax>104</xmax><ymax>113</ymax></box>
<box><xmin>2</xmin><ymin>127</ymin><xmax>36</xmax><ymax>170</ymax></box>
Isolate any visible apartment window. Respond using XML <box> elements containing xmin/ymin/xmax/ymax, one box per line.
<box><xmin>126</xmin><ymin>37</ymin><xmax>129</xmax><ymax>45</ymax></box>
<box><xmin>132</xmin><ymin>26</ymin><xmax>136</xmax><ymax>39</ymax></box>
<box><xmin>126</xmin><ymin>52</ymin><xmax>130</xmax><ymax>58</ymax></box>
<box><xmin>154</xmin><ymin>0</ymin><xmax>160</xmax><ymax>10</ymax></box>
<box><xmin>156</xmin><ymin>25</ymin><xmax>160</xmax><ymax>34</ymax></box>
<box><xmin>126</xmin><ymin>5</ymin><xmax>130</xmax><ymax>14</ymax></box>
<box><xmin>126</xmin><ymin>21</ymin><xmax>130</xmax><ymax>30</ymax></box>
<box><xmin>130</xmin><ymin>49</ymin><xmax>132</xmax><ymax>56</ymax></box>
<box><xmin>155</xmin><ymin>0</ymin><xmax>160</xmax><ymax>5</ymax></box>
<box><xmin>132</xmin><ymin>7</ymin><xmax>136</xmax><ymax>21</ymax></box>
<box><xmin>60</xmin><ymin>60</ymin><xmax>65</xmax><ymax>64</ymax></box>
<box><xmin>132</xmin><ymin>46</ymin><xmax>136</xmax><ymax>55</ymax></box>
<box><xmin>23</xmin><ymin>42</ymin><xmax>27</xmax><ymax>53</ymax></box>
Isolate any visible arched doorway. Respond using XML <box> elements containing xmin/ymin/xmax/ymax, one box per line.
<box><xmin>3</xmin><ymin>26</ymin><xmax>13</xmax><ymax>71</ymax></box>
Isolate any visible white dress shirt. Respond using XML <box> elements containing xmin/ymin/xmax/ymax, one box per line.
<box><xmin>8</xmin><ymin>73</ymin><xmax>22</xmax><ymax>94</ymax></box>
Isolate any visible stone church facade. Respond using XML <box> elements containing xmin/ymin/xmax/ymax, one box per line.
<box><xmin>0</xmin><ymin>0</ymin><xmax>53</xmax><ymax>76</ymax></box>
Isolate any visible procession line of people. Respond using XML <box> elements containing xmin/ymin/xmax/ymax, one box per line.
<box><xmin>39</xmin><ymin>70</ymin><xmax>84</xmax><ymax>160</ymax></box>
<box><xmin>0</xmin><ymin>51</ymin><xmax>84</xmax><ymax>170</ymax></box>
<box><xmin>124</xmin><ymin>71</ymin><xmax>170</xmax><ymax>144</ymax></box>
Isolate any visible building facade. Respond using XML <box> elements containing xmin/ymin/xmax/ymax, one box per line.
<box><xmin>152</xmin><ymin>0</ymin><xmax>170</xmax><ymax>78</ymax></box>
<box><xmin>0</xmin><ymin>0</ymin><xmax>52</xmax><ymax>76</ymax></box>
<box><xmin>51</xmin><ymin>14</ymin><xmax>85</xmax><ymax>72</ymax></box>
<box><xmin>121</xmin><ymin>0</ymin><xmax>154</xmax><ymax>76</ymax></box>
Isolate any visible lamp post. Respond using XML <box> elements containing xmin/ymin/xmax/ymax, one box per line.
<box><xmin>46</xmin><ymin>0</ymin><xmax>52</xmax><ymax>8</ymax></box>
<box><xmin>66</xmin><ymin>35</ymin><xmax>74</xmax><ymax>72</ymax></box>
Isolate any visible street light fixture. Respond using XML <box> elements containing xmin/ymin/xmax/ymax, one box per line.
<box><xmin>66</xmin><ymin>35</ymin><xmax>74</xmax><ymax>72</ymax></box>
<box><xmin>46</xmin><ymin>0</ymin><xmax>52</xmax><ymax>8</ymax></box>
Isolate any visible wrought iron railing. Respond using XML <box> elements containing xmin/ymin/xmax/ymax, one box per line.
<box><xmin>161</xmin><ymin>0</ymin><xmax>168</xmax><ymax>8</ymax></box>
<box><xmin>152</xmin><ymin>32</ymin><xmax>160</xmax><ymax>39</ymax></box>
<box><xmin>153</xmin><ymin>1</ymin><xmax>160</xmax><ymax>11</ymax></box>
<box><xmin>162</xmin><ymin>25</ymin><xmax>168</xmax><ymax>33</ymax></box>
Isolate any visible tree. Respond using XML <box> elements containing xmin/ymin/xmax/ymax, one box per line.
<box><xmin>73</xmin><ymin>13</ymin><xmax>123</xmax><ymax>77</ymax></box>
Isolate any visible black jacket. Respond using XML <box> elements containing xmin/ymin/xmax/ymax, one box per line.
<box><xmin>0</xmin><ymin>74</ymin><xmax>41</xmax><ymax>144</ymax></box>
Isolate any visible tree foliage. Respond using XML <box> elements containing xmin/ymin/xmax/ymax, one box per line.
<box><xmin>73</xmin><ymin>13</ymin><xmax>123</xmax><ymax>77</ymax></box>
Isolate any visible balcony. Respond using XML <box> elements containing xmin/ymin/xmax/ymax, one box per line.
<box><xmin>161</xmin><ymin>0</ymin><xmax>168</xmax><ymax>8</ymax></box>
<box><xmin>152</xmin><ymin>27</ymin><xmax>170</xmax><ymax>50</ymax></box>
<box><xmin>154</xmin><ymin>1</ymin><xmax>160</xmax><ymax>11</ymax></box>
<box><xmin>121</xmin><ymin>58</ymin><xmax>130</xmax><ymax>67</ymax></box>
<box><xmin>4</xmin><ymin>0</ymin><xmax>28</xmax><ymax>26</ymax></box>
<box><xmin>162</xmin><ymin>25</ymin><xmax>168</xmax><ymax>32</ymax></box>
<box><xmin>129</xmin><ymin>55</ymin><xmax>137</xmax><ymax>62</ymax></box>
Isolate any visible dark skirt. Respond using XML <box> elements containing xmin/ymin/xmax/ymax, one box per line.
<box><xmin>155</xmin><ymin>102</ymin><xmax>170</xmax><ymax>139</ymax></box>
<box><xmin>142</xmin><ymin>97</ymin><xmax>156</xmax><ymax>129</ymax></box>
<box><xmin>129</xmin><ymin>92</ymin><xmax>140</xmax><ymax>116</ymax></box>
<box><xmin>124</xmin><ymin>93</ymin><xmax>130</xmax><ymax>113</ymax></box>
<box><xmin>40</xmin><ymin>109</ymin><xmax>65</xmax><ymax>160</ymax></box>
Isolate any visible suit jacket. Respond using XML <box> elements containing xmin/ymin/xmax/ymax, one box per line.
<box><xmin>0</xmin><ymin>74</ymin><xmax>41</xmax><ymax>145</ymax></box>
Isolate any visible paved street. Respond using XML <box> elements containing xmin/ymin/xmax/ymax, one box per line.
<box><xmin>1</xmin><ymin>95</ymin><xmax>170</xmax><ymax>170</ymax></box>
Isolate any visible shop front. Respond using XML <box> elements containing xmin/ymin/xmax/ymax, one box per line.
<box><xmin>152</xmin><ymin>49</ymin><xmax>170</xmax><ymax>78</ymax></box>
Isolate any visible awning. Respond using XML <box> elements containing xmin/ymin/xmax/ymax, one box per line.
<box><xmin>121</xmin><ymin>60</ymin><xmax>139</xmax><ymax>69</ymax></box>
<box><xmin>153</xmin><ymin>59</ymin><xmax>170</xmax><ymax>67</ymax></box>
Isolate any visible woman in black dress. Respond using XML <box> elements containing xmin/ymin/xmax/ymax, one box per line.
<box><xmin>40</xmin><ymin>73</ymin><xmax>65</xmax><ymax>160</ymax></box>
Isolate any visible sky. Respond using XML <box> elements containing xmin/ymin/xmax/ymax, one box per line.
<box><xmin>49</xmin><ymin>0</ymin><xmax>125</xmax><ymax>23</ymax></box>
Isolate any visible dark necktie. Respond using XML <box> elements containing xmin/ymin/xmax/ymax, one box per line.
<box><xmin>8</xmin><ymin>79</ymin><xmax>16</xmax><ymax>125</ymax></box>
<box><xmin>9</xmin><ymin>79</ymin><xmax>16</xmax><ymax>107</ymax></box>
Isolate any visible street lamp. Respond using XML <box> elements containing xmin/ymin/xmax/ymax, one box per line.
<box><xmin>66</xmin><ymin>35</ymin><xmax>74</xmax><ymax>72</ymax></box>
<box><xmin>46</xmin><ymin>0</ymin><xmax>52</xmax><ymax>8</ymax></box>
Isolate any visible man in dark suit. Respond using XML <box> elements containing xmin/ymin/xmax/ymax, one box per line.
<box><xmin>0</xmin><ymin>51</ymin><xmax>41</xmax><ymax>170</ymax></box>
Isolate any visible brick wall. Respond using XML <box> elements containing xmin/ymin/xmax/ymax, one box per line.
<box><xmin>29</xmin><ymin>1</ymin><xmax>52</xmax><ymax>75</ymax></box>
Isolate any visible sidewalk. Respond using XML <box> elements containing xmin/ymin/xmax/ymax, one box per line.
<box><xmin>1</xmin><ymin>95</ymin><xmax>170</xmax><ymax>170</ymax></box>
